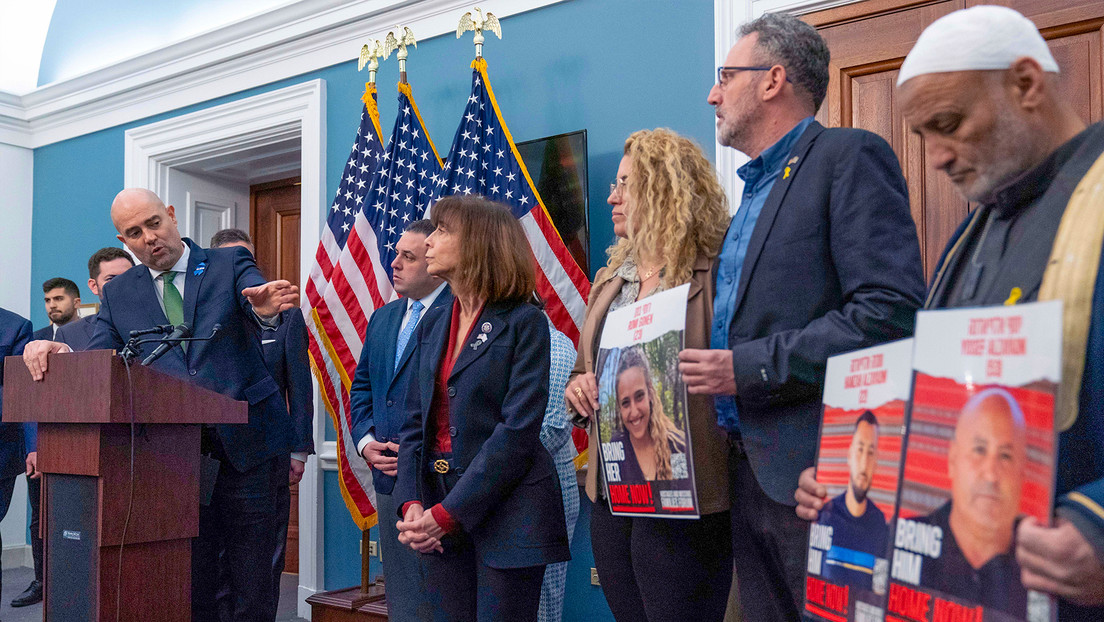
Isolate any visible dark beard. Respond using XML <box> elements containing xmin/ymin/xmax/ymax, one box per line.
<box><xmin>850</xmin><ymin>480</ymin><xmax>869</xmax><ymax>503</ymax></box>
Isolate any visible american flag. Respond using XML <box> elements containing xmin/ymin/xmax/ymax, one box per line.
<box><xmin>303</xmin><ymin>82</ymin><xmax>441</xmax><ymax>529</ymax></box>
<box><xmin>430</xmin><ymin>57</ymin><xmax>592</xmax><ymax>457</ymax></box>
<box><xmin>430</xmin><ymin>58</ymin><xmax>591</xmax><ymax>345</ymax></box>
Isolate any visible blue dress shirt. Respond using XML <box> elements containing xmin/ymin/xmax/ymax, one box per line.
<box><xmin>711</xmin><ymin>116</ymin><xmax>814</xmax><ymax>432</ymax></box>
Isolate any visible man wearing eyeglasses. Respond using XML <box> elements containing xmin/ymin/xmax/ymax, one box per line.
<box><xmin>677</xmin><ymin>13</ymin><xmax>925</xmax><ymax>622</ymax></box>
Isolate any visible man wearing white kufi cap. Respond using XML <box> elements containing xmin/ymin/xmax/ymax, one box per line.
<box><xmin>796</xmin><ymin>5</ymin><xmax>1104</xmax><ymax>619</ymax></box>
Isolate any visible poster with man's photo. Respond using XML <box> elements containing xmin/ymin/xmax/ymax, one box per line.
<box><xmin>805</xmin><ymin>339</ymin><xmax>914</xmax><ymax>622</ymax></box>
<box><xmin>888</xmin><ymin>301</ymin><xmax>1061</xmax><ymax>622</ymax></box>
<box><xmin>596</xmin><ymin>283</ymin><xmax>697</xmax><ymax>518</ymax></box>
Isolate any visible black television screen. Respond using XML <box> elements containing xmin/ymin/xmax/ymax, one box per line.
<box><xmin>516</xmin><ymin>129</ymin><xmax>589</xmax><ymax>275</ymax></box>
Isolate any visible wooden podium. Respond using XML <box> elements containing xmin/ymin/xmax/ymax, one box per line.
<box><xmin>2</xmin><ymin>350</ymin><xmax>247</xmax><ymax>621</ymax></box>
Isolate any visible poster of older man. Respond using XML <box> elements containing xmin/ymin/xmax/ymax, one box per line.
<box><xmin>890</xmin><ymin>301</ymin><xmax>1062</xmax><ymax>622</ymax></box>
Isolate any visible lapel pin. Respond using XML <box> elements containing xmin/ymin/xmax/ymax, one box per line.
<box><xmin>481</xmin><ymin>322</ymin><xmax>492</xmax><ymax>333</ymax></box>
<box><xmin>782</xmin><ymin>166</ymin><xmax>792</xmax><ymax>180</ymax></box>
<box><xmin>193</xmin><ymin>262</ymin><xmax>207</xmax><ymax>276</ymax></box>
<box><xmin>471</xmin><ymin>333</ymin><xmax>489</xmax><ymax>351</ymax></box>
<box><xmin>788</xmin><ymin>156</ymin><xmax>799</xmax><ymax>165</ymax></box>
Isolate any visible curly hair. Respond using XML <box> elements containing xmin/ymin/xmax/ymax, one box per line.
<box><xmin>601</xmin><ymin>128</ymin><xmax>729</xmax><ymax>287</ymax></box>
<box><xmin>615</xmin><ymin>346</ymin><xmax>685</xmax><ymax>481</ymax></box>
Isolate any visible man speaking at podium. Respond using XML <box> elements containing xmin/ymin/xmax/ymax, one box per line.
<box><xmin>23</xmin><ymin>188</ymin><xmax>300</xmax><ymax>622</ymax></box>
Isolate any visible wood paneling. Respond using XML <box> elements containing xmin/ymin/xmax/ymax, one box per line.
<box><xmin>807</xmin><ymin>0</ymin><xmax>1104</xmax><ymax>280</ymax></box>
<box><xmin>251</xmin><ymin>177</ymin><xmax>302</xmax><ymax>287</ymax></box>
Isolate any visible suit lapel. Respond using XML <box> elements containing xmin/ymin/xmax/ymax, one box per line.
<box><xmin>134</xmin><ymin>268</ymin><xmax>170</xmax><ymax>328</ymax></box>
<box><xmin>183</xmin><ymin>240</ymin><xmax>208</xmax><ymax>330</ymax></box>
<box><xmin>419</xmin><ymin>309</ymin><xmax>449</xmax><ymax>412</ymax></box>
<box><xmin>448</xmin><ymin>305</ymin><xmax>506</xmax><ymax>380</ymax></box>
<box><xmin>391</xmin><ymin>288</ymin><xmax>452</xmax><ymax>388</ymax></box>
<box><xmin>733</xmin><ymin>122</ymin><xmax>824</xmax><ymax>311</ymax></box>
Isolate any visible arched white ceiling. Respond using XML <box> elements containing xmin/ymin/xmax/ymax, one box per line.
<box><xmin>0</xmin><ymin>0</ymin><xmax>293</xmax><ymax>95</ymax></box>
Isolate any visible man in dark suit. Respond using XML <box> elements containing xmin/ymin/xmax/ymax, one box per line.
<box><xmin>678</xmin><ymin>13</ymin><xmax>925</xmax><ymax>621</ymax></box>
<box><xmin>349</xmin><ymin>219</ymin><xmax>449</xmax><ymax>620</ymax></box>
<box><xmin>23</xmin><ymin>188</ymin><xmax>300</xmax><ymax>622</ymax></box>
<box><xmin>210</xmin><ymin>228</ymin><xmax>314</xmax><ymax>619</ymax></box>
<box><xmin>34</xmin><ymin>277</ymin><xmax>82</xmax><ymax>343</ymax></box>
<box><xmin>14</xmin><ymin>249</ymin><xmax>135</xmax><ymax>609</ymax></box>
<box><xmin>0</xmin><ymin>307</ymin><xmax>32</xmax><ymax>606</ymax></box>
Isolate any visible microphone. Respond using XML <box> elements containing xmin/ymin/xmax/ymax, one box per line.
<box><xmin>129</xmin><ymin>324</ymin><xmax>174</xmax><ymax>338</ymax></box>
<box><xmin>141</xmin><ymin>323</ymin><xmax>192</xmax><ymax>366</ymax></box>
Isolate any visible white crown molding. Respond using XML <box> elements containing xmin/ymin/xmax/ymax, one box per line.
<box><xmin>1</xmin><ymin>0</ymin><xmax>565</xmax><ymax>149</ymax></box>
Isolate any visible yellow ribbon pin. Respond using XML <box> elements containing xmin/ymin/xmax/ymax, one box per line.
<box><xmin>1004</xmin><ymin>287</ymin><xmax>1023</xmax><ymax>306</ymax></box>
<box><xmin>783</xmin><ymin>166</ymin><xmax>791</xmax><ymax>180</ymax></box>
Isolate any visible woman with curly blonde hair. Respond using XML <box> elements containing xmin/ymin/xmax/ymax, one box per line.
<box><xmin>565</xmin><ymin>128</ymin><xmax>733</xmax><ymax>621</ymax></box>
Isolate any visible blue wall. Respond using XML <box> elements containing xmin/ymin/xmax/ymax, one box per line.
<box><xmin>31</xmin><ymin>1</ymin><xmax>716</xmax><ymax>619</ymax></box>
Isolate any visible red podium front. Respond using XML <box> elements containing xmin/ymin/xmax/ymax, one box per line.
<box><xmin>3</xmin><ymin>349</ymin><xmax>246</xmax><ymax>621</ymax></box>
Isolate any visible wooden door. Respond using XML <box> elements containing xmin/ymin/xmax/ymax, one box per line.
<box><xmin>250</xmin><ymin>176</ymin><xmax>302</xmax><ymax>573</ymax></box>
<box><xmin>805</xmin><ymin>0</ymin><xmax>1104</xmax><ymax>279</ymax></box>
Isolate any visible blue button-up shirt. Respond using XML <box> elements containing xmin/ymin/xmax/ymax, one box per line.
<box><xmin>711</xmin><ymin>116</ymin><xmax>813</xmax><ymax>432</ymax></box>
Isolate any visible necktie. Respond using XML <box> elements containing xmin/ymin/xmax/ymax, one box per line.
<box><xmin>394</xmin><ymin>300</ymin><xmax>424</xmax><ymax>369</ymax></box>
<box><xmin>162</xmin><ymin>271</ymin><xmax>184</xmax><ymax>327</ymax></box>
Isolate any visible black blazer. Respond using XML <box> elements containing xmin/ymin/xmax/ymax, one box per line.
<box><xmin>349</xmin><ymin>286</ymin><xmax>453</xmax><ymax>494</ymax></box>
<box><xmin>262</xmin><ymin>309</ymin><xmax>315</xmax><ymax>456</ymax></box>
<box><xmin>395</xmin><ymin>300</ymin><xmax>570</xmax><ymax>569</ymax></box>
<box><xmin>56</xmin><ymin>314</ymin><xmax>96</xmax><ymax>352</ymax></box>
<box><xmin>723</xmin><ymin>121</ymin><xmax>925</xmax><ymax>505</ymax></box>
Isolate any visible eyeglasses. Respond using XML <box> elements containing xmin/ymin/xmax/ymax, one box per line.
<box><xmin>609</xmin><ymin>176</ymin><xmax>628</xmax><ymax>198</ymax></box>
<box><xmin>716</xmin><ymin>65</ymin><xmax>791</xmax><ymax>87</ymax></box>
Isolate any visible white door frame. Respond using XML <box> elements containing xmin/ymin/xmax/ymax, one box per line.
<box><xmin>123</xmin><ymin>78</ymin><xmax>327</xmax><ymax>620</ymax></box>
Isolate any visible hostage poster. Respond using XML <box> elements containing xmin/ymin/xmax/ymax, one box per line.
<box><xmin>596</xmin><ymin>283</ymin><xmax>697</xmax><ymax>518</ymax></box>
<box><xmin>805</xmin><ymin>339</ymin><xmax>914</xmax><ymax>622</ymax></box>
<box><xmin>888</xmin><ymin>301</ymin><xmax>1060</xmax><ymax>622</ymax></box>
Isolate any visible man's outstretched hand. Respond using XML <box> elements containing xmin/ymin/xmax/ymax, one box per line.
<box><xmin>243</xmin><ymin>280</ymin><xmax>300</xmax><ymax>318</ymax></box>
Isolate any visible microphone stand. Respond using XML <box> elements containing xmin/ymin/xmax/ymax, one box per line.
<box><xmin>119</xmin><ymin>326</ymin><xmax>221</xmax><ymax>364</ymax></box>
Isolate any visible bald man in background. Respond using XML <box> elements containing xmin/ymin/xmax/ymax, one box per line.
<box><xmin>796</xmin><ymin>7</ymin><xmax>1104</xmax><ymax>617</ymax></box>
<box><xmin>23</xmin><ymin>188</ymin><xmax>300</xmax><ymax>621</ymax></box>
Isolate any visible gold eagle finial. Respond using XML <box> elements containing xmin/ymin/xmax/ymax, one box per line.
<box><xmin>383</xmin><ymin>27</ymin><xmax>418</xmax><ymax>82</ymax></box>
<box><xmin>357</xmin><ymin>39</ymin><xmax>386</xmax><ymax>83</ymax></box>
<box><xmin>457</xmin><ymin>7</ymin><xmax>502</xmax><ymax>58</ymax></box>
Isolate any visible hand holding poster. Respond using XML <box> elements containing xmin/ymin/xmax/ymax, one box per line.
<box><xmin>596</xmin><ymin>283</ymin><xmax>697</xmax><ymax>518</ymax></box>
<box><xmin>889</xmin><ymin>301</ymin><xmax>1061</xmax><ymax>622</ymax></box>
<box><xmin>806</xmin><ymin>339</ymin><xmax>914</xmax><ymax>622</ymax></box>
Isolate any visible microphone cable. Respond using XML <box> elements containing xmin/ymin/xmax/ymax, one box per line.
<box><xmin>117</xmin><ymin>354</ymin><xmax>138</xmax><ymax>622</ymax></box>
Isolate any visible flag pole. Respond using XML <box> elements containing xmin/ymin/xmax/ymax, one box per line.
<box><xmin>385</xmin><ymin>27</ymin><xmax>418</xmax><ymax>85</ymax></box>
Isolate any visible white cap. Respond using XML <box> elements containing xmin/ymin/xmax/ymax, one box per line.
<box><xmin>897</xmin><ymin>5</ymin><xmax>1059</xmax><ymax>86</ymax></box>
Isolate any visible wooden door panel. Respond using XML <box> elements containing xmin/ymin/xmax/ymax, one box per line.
<box><xmin>808</xmin><ymin>0</ymin><xmax>1104</xmax><ymax>281</ymax></box>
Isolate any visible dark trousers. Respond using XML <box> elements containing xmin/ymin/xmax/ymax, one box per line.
<box><xmin>590</xmin><ymin>499</ymin><xmax>732</xmax><ymax>622</ymax></box>
<box><xmin>0</xmin><ymin>475</ymin><xmax>16</xmax><ymax>597</ymax></box>
<box><xmin>421</xmin><ymin>465</ymin><xmax>546</xmax><ymax>622</ymax></box>
<box><xmin>424</xmin><ymin>529</ymin><xmax>545</xmax><ymax>622</ymax></box>
<box><xmin>728</xmin><ymin>445</ymin><xmax>809</xmax><ymax>622</ymax></box>
<box><xmin>192</xmin><ymin>448</ymin><xmax>285</xmax><ymax>622</ymax></box>
<box><xmin>376</xmin><ymin>490</ymin><xmax>437</xmax><ymax>621</ymax></box>
<box><xmin>28</xmin><ymin>474</ymin><xmax>42</xmax><ymax>582</ymax></box>
<box><xmin>270</xmin><ymin>478</ymin><xmax>290</xmax><ymax>617</ymax></box>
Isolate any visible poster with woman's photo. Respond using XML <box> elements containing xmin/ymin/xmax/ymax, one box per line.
<box><xmin>596</xmin><ymin>283</ymin><xmax>697</xmax><ymax>518</ymax></box>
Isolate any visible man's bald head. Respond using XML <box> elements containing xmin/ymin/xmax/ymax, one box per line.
<box><xmin>111</xmin><ymin>188</ymin><xmax>185</xmax><ymax>270</ymax></box>
<box><xmin>947</xmin><ymin>388</ymin><xmax>1027</xmax><ymax>560</ymax></box>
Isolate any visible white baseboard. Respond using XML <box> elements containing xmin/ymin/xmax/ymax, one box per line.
<box><xmin>2</xmin><ymin>544</ymin><xmax>32</xmax><ymax>570</ymax></box>
<box><xmin>297</xmin><ymin>585</ymin><xmax>317</xmax><ymax>621</ymax></box>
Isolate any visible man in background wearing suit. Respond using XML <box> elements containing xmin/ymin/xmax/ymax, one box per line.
<box><xmin>14</xmin><ymin>248</ymin><xmax>135</xmax><ymax>609</ymax></box>
<box><xmin>678</xmin><ymin>13</ymin><xmax>925</xmax><ymax>621</ymax></box>
<box><xmin>23</xmin><ymin>188</ymin><xmax>300</xmax><ymax>622</ymax></box>
<box><xmin>34</xmin><ymin>278</ymin><xmax>81</xmax><ymax>343</ymax></box>
<box><xmin>0</xmin><ymin>308</ymin><xmax>32</xmax><ymax>607</ymax></box>
<box><xmin>210</xmin><ymin>228</ymin><xmax>314</xmax><ymax>619</ymax></box>
<box><xmin>350</xmin><ymin>219</ymin><xmax>449</xmax><ymax>621</ymax></box>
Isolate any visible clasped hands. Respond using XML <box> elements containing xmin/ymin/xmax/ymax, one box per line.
<box><xmin>794</xmin><ymin>467</ymin><xmax>1104</xmax><ymax>606</ymax></box>
<box><xmin>397</xmin><ymin>503</ymin><xmax>445</xmax><ymax>554</ymax></box>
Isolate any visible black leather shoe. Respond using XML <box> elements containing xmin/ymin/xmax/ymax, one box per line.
<box><xmin>11</xmin><ymin>579</ymin><xmax>42</xmax><ymax>607</ymax></box>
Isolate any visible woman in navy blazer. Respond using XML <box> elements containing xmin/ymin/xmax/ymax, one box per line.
<box><xmin>395</xmin><ymin>195</ymin><xmax>570</xmax><ymax>622</ymax></box>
